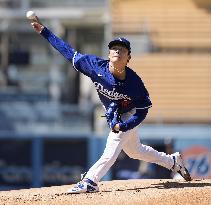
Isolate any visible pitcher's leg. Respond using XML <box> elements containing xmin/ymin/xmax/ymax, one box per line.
<box><xmin>85</xmin><ymin>130</ymin><xmax>130</xmax><ymax>183</ymax></box>
<box><xmin>123</xmin><ymin>130</ymin><xmax>174</xmax><ymax>170</ymax></box>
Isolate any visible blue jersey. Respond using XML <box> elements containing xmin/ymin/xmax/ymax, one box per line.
<box><xmin>41</xmin><ymin>27</ymin><xmax>152</xmax><ymax>131</ymax></box>
<box><xmin>74</xmin><ymin>55</ymin><xmax>152</xmax><ymax>113</ymax></box>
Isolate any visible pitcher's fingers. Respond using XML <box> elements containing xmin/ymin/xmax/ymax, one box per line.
<box><xmin>34</xmin><ymin>16</ymin><xmax>42</xmax><ymax>24</ymax></box>
<box><xmin>31</xmin><ymin>22</ymin><xmax>44</xmax><ymax>33</ymax></box>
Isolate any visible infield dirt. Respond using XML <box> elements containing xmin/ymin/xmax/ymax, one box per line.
<box><xmin>0</xmin><ymin>179</ymin><xmax>211</xmax><ymax>205</ymax></box>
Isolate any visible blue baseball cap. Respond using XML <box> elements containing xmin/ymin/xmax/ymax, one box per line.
<box><xmin>108</xmin><ymin>37</ymin><xmax>131</xmax><ymax>53</ymax></box>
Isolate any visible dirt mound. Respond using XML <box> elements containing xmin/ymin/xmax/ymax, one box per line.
<box><xmin>0</xmin><ymin>179</ymin><xmax>211</xmax><ymax>205</ymax></box>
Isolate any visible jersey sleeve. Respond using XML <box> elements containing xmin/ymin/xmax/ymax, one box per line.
<box><xmin>41</xmin><ymin>27</ymin><xmax>79</xmax><ymax>61</ymax></box>
<box><xmin>133</xmin><ymin>95</ymin><xmax>152</xmax><ymax>109</ymax></box>
<box><xmin>133</xmin><ymin>75</ymin><xmax>152</xmax><ymax>109</ymax></box>
<box><xmin>73</xmin><ymin>54</ymin><xmax>99</xmax><ymax>77</ymax></box>
<box><xmin>41</xmin><ymin>27</ymin><xmax>97</xmax><ymax>77</ymax></box>
<box><xmin>119</xmin><ymin>109</ymin><xmax>148</xmax><ymax>132</ymax></box>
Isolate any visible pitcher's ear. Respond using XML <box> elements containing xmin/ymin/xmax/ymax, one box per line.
<box><xmin>108</xmin><ymin>51</ymin><xmax>111</xmax><ymax>60</ymax></box>
<box><xmin>127</xmin><ymin>54</ymin><xmax>131</xmax><ymax>63</ymax></box>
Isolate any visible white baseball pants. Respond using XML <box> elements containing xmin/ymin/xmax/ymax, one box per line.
<box><xmin>85</xmin><ymin>110</ymin><xmax>174</xmax><ymax>184</ymax></box>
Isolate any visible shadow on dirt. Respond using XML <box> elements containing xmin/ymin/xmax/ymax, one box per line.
<box><xmin>110</xmin><ymin>180</ymin><xmax>211</xmax><ymax>192</ymax></box>
<box><xmin>151</xmin><ymin>180</ymin><xmax>211</xmax><ymax>189</ymax></box>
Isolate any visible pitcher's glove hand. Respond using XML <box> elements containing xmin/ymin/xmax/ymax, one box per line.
<box><xmin>104</xmin><ymin>102</ymin><xmax>122</xmax><ymax>133</ymax></box>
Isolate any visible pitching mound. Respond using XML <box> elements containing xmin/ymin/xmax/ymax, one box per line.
<box><xmin>0</xmin><ymin>179</ymin><xmax>211</xmax><ymax>205</ymax></box>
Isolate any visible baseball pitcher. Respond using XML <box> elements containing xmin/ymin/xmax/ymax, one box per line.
<box><xmin>29</xmin><ymin>15</ymin><xmax>191</xmax><ymax>194</ymax></box>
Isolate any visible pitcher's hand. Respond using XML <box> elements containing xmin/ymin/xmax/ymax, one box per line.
<box><xmin>31</xmin><ymin>21</ymin><xmax>44</xmax><ymax>34</ymax></box>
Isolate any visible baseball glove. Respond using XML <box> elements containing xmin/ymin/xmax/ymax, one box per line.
<box><xmin>104</xmin><ymin>102</ymin><xmax>122</xmax><ymax>133</ymax></box>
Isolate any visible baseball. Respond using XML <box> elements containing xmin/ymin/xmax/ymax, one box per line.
<box><xmin>26</xmin><ymin>10</ymin><xmax>36</xmax><ymax>20</ymax></box>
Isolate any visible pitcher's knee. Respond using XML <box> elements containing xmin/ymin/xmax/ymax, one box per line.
<box><xmin>127</xmin><ymin>152</ymin><xmax>157</xmax><ymax>162</ymax></box>
<box><xmin>127</xmin><ymin>153</ymin><xmax>142</xmax><ymax>160</ymax></box>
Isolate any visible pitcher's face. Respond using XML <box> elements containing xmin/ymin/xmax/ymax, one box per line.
<box><xmin>108</xmin><ymin>45</ymin><xmax>131</xmax><ymax>64</ymax></box>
